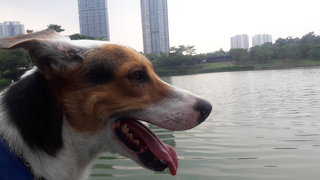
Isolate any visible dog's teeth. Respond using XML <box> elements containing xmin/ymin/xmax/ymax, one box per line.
<box><xmin>160</xmin><ymin>159</ymin><xmax>166</xmax><ymax>164</ymax></box>
<box><xmin>134</xmin><ymin>140</ymin><xmax>140</xmax><ymax>145</ymax></box>
<box><xmin>127</xmin><ymin>133</ymin><xmax>133</xmax><ymax>139</ymax></box>
<box><xmin>121</xmin><ymin>124</ymin><xmax>129</xmax><ymax>133</ymax></box>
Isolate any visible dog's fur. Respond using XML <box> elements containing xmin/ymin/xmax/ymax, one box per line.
<box><xmin>0</xmin><ymin>30</ymin><xmax>212</xmax><ymax>180</ymax></box>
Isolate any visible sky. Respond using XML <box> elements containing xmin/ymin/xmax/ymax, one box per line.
<box><xmin>1</xmin><ymin>0</ymin><xmax>320</xmax><ymax>53</ymax></box>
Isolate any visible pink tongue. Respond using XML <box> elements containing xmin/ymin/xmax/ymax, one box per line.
<box><xmin>127</xmin><ymin>121</ymin><xmax>178</xmax><ymax>175</ymax></box>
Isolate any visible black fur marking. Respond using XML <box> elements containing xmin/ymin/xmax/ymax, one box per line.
<box><xmin>86</xmin><ymin>63</ymin><xmax>114</xmax><ymax>84</ymax></box>
<box><xmin>2</xmin><ymin>71</ymin><xmax>63</xmax><ymax>156</ymax></box>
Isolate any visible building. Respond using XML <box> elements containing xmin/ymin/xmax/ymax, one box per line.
<box><xmin>78</xmin><ymin>0</ymin><xmax>110</xmax><ymax>40</ymax></box>
<box><xmin>140</xmin><ymin>0</ymin><xmax>170</xmax><ymax>54</ymax></box>
<box><xmin>0</xmin><ymin>24</ymin><xmax>3</xmax><ymax>36</ymax></box>
<box><xmin>252</xmin><ymin>34</ymin><xmax>272</xmax><ymax>47</ymax></box>
<box><xmin>230</xmin><ymin>34</ymin><xmax>249</xmax><ymax>49</ymax></box>
<box><xmin>0</xmin><ymin>21</ymin><xmax>25</xmax><ymax>37</ymax></box>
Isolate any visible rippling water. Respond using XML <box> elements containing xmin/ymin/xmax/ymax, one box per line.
<box><xmin>90</xmin><ymin>67</ymin><xmax>320</xmax><ymax>180</ymax></box>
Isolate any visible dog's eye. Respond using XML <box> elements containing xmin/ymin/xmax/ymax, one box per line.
<box><xmin>128</xmin><ymin>70</ymin><xmax>150</xmax><ymax>83</ymax></box>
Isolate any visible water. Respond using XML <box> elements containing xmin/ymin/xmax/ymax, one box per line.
<box><xmin>90</xmin><ymin>67</ymin><xmax>320</xmax><ymax>180</ymax></box>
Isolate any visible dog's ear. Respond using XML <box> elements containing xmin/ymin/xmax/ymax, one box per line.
<box><xmin>0</xmin><ymin>29</ymin><xmax>83</xmax><ymax>79</ymax></box>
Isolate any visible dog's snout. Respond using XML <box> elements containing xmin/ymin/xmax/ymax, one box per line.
<box><xmin>193</xmin><ymin>98</ymin><xmax>212</xmax><ymax>123</ymax></box>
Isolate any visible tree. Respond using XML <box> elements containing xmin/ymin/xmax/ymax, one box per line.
<box><xmin>47</xmin><ymin>24</ymin><xmax>65</xmax><ymax>32</ymax></box>
<box><xmin>284</xmin><ymin>43</ymin><xmax>302</xmax><ymax>60</ymax></box>
<box><xmin>0</xmin><ymin>49</ymin><xmax>31</xmax><ymax>80</ymax></box>
<box><xmin>308</xmin><ymin>45</ymin><xmax>320</xmax><ymax>60</ymax></box>
<box><xmin>207</xmin><ymin>49</ymin><xmax>228</xmax><ymax>57</ymax></box>
<box><xmin>26</xmin><ymin>29</ymin><xmax>34</xmax><ymax>34</ymax></box>
<box><xmin>250</xmin><ymin>43</ymin><xmax>274</xmax><ymax>62</ymax></box>
<box><xmin>229</xmin><ymin>48</ymin><xmax>250</xmax><ymax>62</ymax></box>
<box><xmin>69</xmin><ymin>33</ymin><xmax>97</xmax><ymax>40</ymax></box>
<box><xmin>274</xmin><ymin>38</ymin><xmax>287</xmax><ymax>47</ymax></box>
<box><xmin>184</xmin><ymin>45</ymin><xmax>196</xmax><ymax>55</ymax></box>
<box><xmin>170</xmin><ymin>45</ymin><xmax>196</xmax><ymax>55</ymax></box>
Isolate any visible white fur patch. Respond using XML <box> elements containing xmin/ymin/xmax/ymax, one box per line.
<box><xmin>69</xmin><ymin>40</ymin><xmax>109</xmax><ymax>49</ymax></box>
<box><xmin>20</xmin><ymin>67</ymin><xmax>38</xmax><ymax>79</ymax></box>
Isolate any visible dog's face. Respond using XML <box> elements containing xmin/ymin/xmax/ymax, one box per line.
<box><xmin>0</xmin><ymin>30</ymin><xmax>212</xmax><ymax>175</ymax></box>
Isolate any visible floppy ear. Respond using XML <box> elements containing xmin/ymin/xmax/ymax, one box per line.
<box><xmin>0</xmin><ymin>29</ymin><xmax>83</xmax><ymax>79</ymax></box>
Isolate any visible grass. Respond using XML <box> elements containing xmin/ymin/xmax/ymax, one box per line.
<box><xmin>155</xmin><ymin>59</ymin><xmax>320</xmax><ymax>76</ymax></box>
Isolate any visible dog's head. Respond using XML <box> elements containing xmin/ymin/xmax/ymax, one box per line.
<box><xmin>0</xmin><ymin>30</ymin><xmax>212</xmax><ymax>175</ymax></box>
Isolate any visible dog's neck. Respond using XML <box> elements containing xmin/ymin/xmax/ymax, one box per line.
<box><xmin>0</xmin><ymin>109</ymin><xmax>110</xmax><ymax>180</ymax></box>
<box><xmin>0</xmin><ymin>71</ymin><xmax>114</xmax><ymax>180</ymax></box>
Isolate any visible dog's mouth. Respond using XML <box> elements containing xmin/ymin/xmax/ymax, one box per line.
<box><xmin>112</xmin><ymin>118</ymin><xmax>178</xmax><ymax>175</ymax></box>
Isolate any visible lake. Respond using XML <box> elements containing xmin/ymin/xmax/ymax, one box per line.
<box><xmin>90</xmin><ymin>67</ymin><xmax>320</xmax><ymax>180</ymax></box>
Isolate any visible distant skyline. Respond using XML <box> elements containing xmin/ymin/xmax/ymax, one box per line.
<box><xmin>1</xmin><ymin>0</ymin><xmax>320</xmax><ymax>53</ymax></box>
<box><xmin>0</xmin><ymin>21</ymin><xmax>25</xmax><ymax>37</ymax></box>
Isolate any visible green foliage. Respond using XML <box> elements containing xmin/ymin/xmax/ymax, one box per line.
<box><xmin>153</xmin><ymin>54</ymin><xmax>206</xmax><ymax>67</ymax></box>
<box><xmin>300</xmin><ymin>32</ymin><xmax>320</xmax><ymax>58</ymax></box>
<box><xmin>170</xmin><ymin>45</ymin><xmax>196</xmax><ymax>56</ymax></box>
<box><xmin>229</xmin><ymin>48</ymin><xmax>250</xmax><ymax>62</ymax></box>
<box><xmin>308</xmin><ymin>45</ymin><xmax>320</xmax><ymax>60</ymax></box>
<box><xmin>47</xmin><ymin>24</ymin><xmax>65</xmax><ymax>32</ymax></box>
<box><xmin>146</xmin><ymin>45</ymin><xmax>205</xmax><ymax>67</ymax></box>
<box><xmin>69</xmin><ymin>33</ymin><xmax>99</xmax><ymax>40</ymax></box>
<box><xmin>285</xmin><ymin>43</ymin><xmax>302</xmax><ymax>60</ymax></box>
<box><xmin>250</xmin><ymin>43</ymin><xmax>275</xmax><ymax>62</ymax></box>
<box><xmin>0</xmin><ymin>49</ymin><xmax>31</xmax><ymax>80</ymax></box>
<box><xmin>207</xmin><ymin>49</ymin><xmax>229</xmax><ymax>57</ymax></box>
<box><xmin>26</xmin><ymin>29</ymin><xmax>34</xmax><ymax>34</ymax></box>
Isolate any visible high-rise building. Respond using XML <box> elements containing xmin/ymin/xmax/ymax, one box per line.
<box><xmin>230</xmin><ymin>34</ymin><xmax>249</xmax><ymax>49</ymax></box>
<box><xmin>0</xmin><ymin>24</ymin><xmax>3</xmax><ymax>36</ymax></box>
<box><xmin>140</xmin><ymin>0</ymin><xmax>170</xmax><ymax>54</ymax></box>
<box><xmin>0</xmin><ymin>21</ymin><xmax>25</xmax><ymax>37</ymax></box>
<box><xmin>78</xmin><ymin>0</ymin><xmax>110</xmax><ymax>40</ymax></box>
<box><xmin>252</xmin><ymin>34</ymin><xmax>272</xmax><ymax>47</ymax></box>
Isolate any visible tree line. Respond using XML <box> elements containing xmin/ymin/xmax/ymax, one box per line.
<box><xmin>230</xmin><ymin>32</ymin><xmax>320</xmax><ymax>62</ymax></box>
<box><xmin>150</xmin><ymin>32</ymin><xmax>320</xmax><ymax>68</ymax></box>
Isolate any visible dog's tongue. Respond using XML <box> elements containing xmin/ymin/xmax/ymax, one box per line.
<box><xmin>127</xmin><ymin>121</ymin><xmax>178</xmax><ymax>175</ymax></box>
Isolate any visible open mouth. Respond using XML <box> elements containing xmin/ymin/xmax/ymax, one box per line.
<box><xmin>112</xmin><ymin>118</ymin><xmax>178</xmax><ymax>175</ymax></box>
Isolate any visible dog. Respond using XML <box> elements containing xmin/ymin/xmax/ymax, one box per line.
<box><xmin>0</xmin><ymin>29</ymin><xmax>212</xmax><ymax>180</ymax></box>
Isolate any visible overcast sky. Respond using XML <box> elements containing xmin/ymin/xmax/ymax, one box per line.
<box><xmin>1</xmin><ymin>0</ymin><xmax>320</xmax><ymax>53</ymax></box>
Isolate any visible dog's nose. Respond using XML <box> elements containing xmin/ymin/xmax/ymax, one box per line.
<box><xmin>193</xmin><ymin>98</ymin><xmax>212</xmax><ymax>123</ymax></box>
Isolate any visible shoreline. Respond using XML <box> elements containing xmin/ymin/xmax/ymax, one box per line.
<box><xmin>155</xmin><ymin>59</ymin><xmax>320</xmax><ymax>77</ymax></box>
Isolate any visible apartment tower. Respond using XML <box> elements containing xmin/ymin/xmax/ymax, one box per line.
<box><xmin>252</xmin><ymin>34</ymin><xmax>272</xmax><ymax>47</ymax></box>
<box><xmin>230</xmin><ymin>34</ymin><xmax>249</xmax><ymax>49</ymax></box>
<box><xmin>78</xmin><ymin>0</ymin><xmax>110</xmax><ymax>40</ymax></box>
<box><xmin>140</xmin><ymin>0</ymin><xmax>170</xmax><ymax>54</ymax></box>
